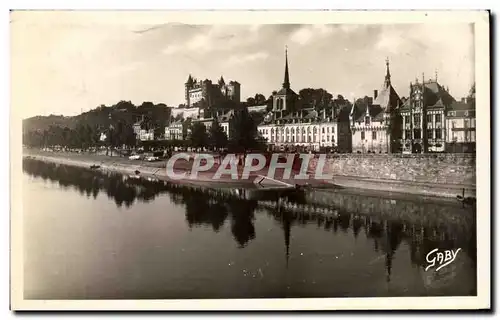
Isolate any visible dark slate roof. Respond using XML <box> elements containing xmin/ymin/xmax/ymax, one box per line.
<box><xmin>258</xmin><ymin>107</ymin><xmax>332</xmax><ymax>126</ymax></box>
<box><xmin>449</xmin><ymin>101</ymin><xmax>475</xmax><ymax>111</ymax></box>
<box><xmin>400</xmin><ymin>80</ymin><xmax>456</xmax><ymax>111</ymax></box>
<box><xmin>352</xmin><ymin>103</ymin><xmax>384</xmax><ymax>122</ymax></box>
<box><xmin>275</xmin><ymin>87</ymin><xmax>297</xmax><ymax>96</ymax></box>
<box><xmin>372</xmin><ymin>84</ymin><xmax>401</xmax><ymax>112</ymax></box>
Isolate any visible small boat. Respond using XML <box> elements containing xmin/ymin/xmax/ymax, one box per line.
<box><xmin>90</xmin><ymin>164</ymin><xmax>100</xmax><ymax>169</ymax></box>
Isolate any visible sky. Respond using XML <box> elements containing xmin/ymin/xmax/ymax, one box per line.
<box><xmin>11</xmin><ymin>12</ymin><xmax>475</xmax><ymax>119</ymax></box>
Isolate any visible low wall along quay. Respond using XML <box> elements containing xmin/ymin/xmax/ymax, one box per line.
<box><xmin>306</xmin><ymin>153</ymin><xmax>475</xmax><ymax>197</ymax></box>
<box><xmin>22</xmin><ymin>150</ymin><xmax>476</xmax><ymax>198</ymax></box>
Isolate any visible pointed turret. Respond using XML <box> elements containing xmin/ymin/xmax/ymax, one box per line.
<box><xmin>384</xmin><ymin>57</ymin><xmax>391</xmax><ymax>88</ymax></box>
<box><xmin>283</xmin><ymin>47</ymin><xmax>290</xmax><ymax>89</ymax></box>
<box><xmin>218</xmin><ymin>75</ymin><xmax>225</xmax><ymax>86</ymax></box>
<box><xmin>185</xmin><ymin>74</ymin><xmax>194</xmax><ymax>86</ymax></box>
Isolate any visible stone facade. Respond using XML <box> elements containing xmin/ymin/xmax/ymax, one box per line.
<box><xmin>307</xmin><ymin>153</ymin><xmax>475</xmax><ymax>186</ymax></box>
<box><xmin>350</xmin><ymin>59</ymin><xmax>402</xmax><ymax>154</ymax></box>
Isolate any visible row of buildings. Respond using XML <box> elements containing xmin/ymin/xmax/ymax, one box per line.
<box><xmin>147</xmin><ymin>49</ymin><xmax>476</xmax><ymax>153</ymax></box>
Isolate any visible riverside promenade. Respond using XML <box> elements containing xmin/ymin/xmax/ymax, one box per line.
<box><xmin>22</xmin><ymin>149</ymin><xmax>334</xmax><ymax>189</ymax></box>
<box><xmin>22</xmin><ymin>149</ymin><xmax>475</xmax><ymax>199</ymax></box>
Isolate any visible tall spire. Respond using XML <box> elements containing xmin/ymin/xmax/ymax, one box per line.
<box><xmin>283</xmin><ymin>46</ymin><xmax>290</xmax><ymax>89</ymax></box>
<box><xmin>384</xmin><ymin>57</ymin><xmax>391</xmax><ymax>87</ymax></box>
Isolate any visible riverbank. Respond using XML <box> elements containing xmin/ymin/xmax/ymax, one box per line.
<box><xmin>22</xmin><ymin>149</ymin><xmax>475</xmax><ymax>199</ymax></box>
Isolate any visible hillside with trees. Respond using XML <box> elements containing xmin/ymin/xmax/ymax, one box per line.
<box><xmin>22</xmin><ymin>100</ymin><xmax>171</xmax><ymax>150</ymax></box>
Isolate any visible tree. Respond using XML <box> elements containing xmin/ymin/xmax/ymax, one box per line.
<box><xmin>254</xmin><ymin>93</ymin><xmax>266</xmax><ymax>105</ymax></box>
<box><xmin>189</xmin><ymin>122</ymin><xmax>208</xmax><ymax>149</ymax></box>
<box><xmin>299</xmin><ymin>88</ymin><xmax>334</xmax><ymax>109</ymax></box>
<box><xmin>246</xmin><ymin>97</ymin><xmax>256</xmax><ymax>106</ymax></box>
<box><xmin>228</xmin><ymin>107</ymin><xmax>264</xmax><ymax>152</ymax></box>
<box><xmin>208</xmin><ymin>119</ymin><xmax>228</xmax><ymax>150</ymax></box>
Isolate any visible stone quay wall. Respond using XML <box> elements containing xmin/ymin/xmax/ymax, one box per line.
<box><xmin>307</xmin><ymin>153</ymin><xmax>476</xmax><ymax>187</ymax></box>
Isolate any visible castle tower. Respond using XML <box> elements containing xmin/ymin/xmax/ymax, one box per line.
<box><xmin>185</xmin><ymin>74</ymin><xmax>194</xmax><ymax>106</ymax></box>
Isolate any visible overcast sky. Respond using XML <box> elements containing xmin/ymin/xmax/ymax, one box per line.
<box><xmin>11</xmin><ymin>12</ymin><xmax>475</xmax><ymax>119</ymax></box>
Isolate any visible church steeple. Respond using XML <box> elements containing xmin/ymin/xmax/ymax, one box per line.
<box><xmin>283</xmin><ymin>46</ymin><xmax>290</xmax><ymax>89</ymax></box>
<box><xmin>384</xmin><ymin>57</ymin><xmax>391</xmax><ymax>87</ymax></box>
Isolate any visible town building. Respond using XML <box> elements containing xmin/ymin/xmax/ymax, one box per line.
<box><xmin>399</xmin><ymin>74</ymin><xmax>456</xmax><ymax>153</ymax></box>
<box><xmin>185</xmin><ymin>75</ymin><xmax>241</xmax><ymax>108</ymax></box>
<box><xmin>164</xmin><ymin>120</ymin><xmax>184</xmax><ymax>140</ymax></box>
<box><xmin>132</xmin><ymin>116</ymin><xmax>157</xmax><ymax>141</ymax></box>
<box><xmin>257</xmin><ymin>49</ymin><xmax>341</xmax><ymax>152</ymax></box>
<box><xmin>170</xmin><ymin>107</ymin><xmax>201</xmax><ymax>121</ymax></box>
<box><xmin>191</xmin><ymin>109</ymin><xmax>235</xmax><ymax>139</ymax></box>
<box><xmin>349</xmin><ymin>59</ymin><xmax>402</xmax><ymax>154</ymax></box>
<box><xmin>445</xmin><ymin>86</ymin><xmax>476</xmax><ymax>153</ymax></box>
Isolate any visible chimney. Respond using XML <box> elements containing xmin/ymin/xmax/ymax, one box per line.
<box><xmin>374</xmin><ymin>90</ymin><xmax>378</xmax><ymax>100</ymax></box>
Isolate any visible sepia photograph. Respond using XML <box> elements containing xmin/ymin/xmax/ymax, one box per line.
<box><xmin>10</xmin><ymin>10</ymin><xmax>490</xmax><ymax>311</ymax></box>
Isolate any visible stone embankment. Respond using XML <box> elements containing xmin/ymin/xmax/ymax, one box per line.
<box><xmin>22</xmin><ymin>150</ymin><xmax>476</xmax><ymax>198</ymax></box>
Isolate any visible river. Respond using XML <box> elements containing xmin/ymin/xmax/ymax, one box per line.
<box><xmin>22</xmin><ymin>158</ymin><xmax>477</xmax><ymax>299</ymax></box>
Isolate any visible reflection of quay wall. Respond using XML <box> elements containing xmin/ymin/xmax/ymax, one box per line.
<box><xmin>304</xmin><ymin>189</ymin><xmax>474</xmax><ymax>230</ymax></box>
<box><xmin>308</xmin><ymin>153</ymin><xmax>475</xmax><ymax>185</ymax></box>
<box><xmin>205</xmin><ymin>186</ymin><xmax>474</xmax><ymax>232</ymax></box>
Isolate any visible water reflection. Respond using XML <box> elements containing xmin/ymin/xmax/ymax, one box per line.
<box><xmin>23</xmin><ymin>158</ymin><xmax>476</xmax><ymax>283</ymax></box>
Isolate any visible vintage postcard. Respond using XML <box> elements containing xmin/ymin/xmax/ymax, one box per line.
<box><xmin>10</xmin><ymin>10</ymin><xmax>490</xmax><ymax>311</ymax></box>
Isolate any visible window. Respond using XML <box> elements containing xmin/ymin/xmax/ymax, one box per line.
<box><xmin>426</xmin><ymin>129</ymin><xmax>433</xmax><ymax>139</ymax></box>
<box><xmin>365</xmin><ymin>116</ymin><xmax>370</xmax><ymax>125</ymax></box>
<box><xmin>435</xmin><ymin>114</ymin><xmax>442</xmax><ymax>123</ymax></box>
<box><xmin>464</xmin><ymin>119</ymin><xmax>470</xmax><ymax>128</ymax></box>
<box><xmin>372</xmin><ymin>131</ymin><xmax>377</xmax><ymax>140</ymax></box>
<box><xmin>361</xmin><ymin>131</ymin><xmax>365</xmax><ymax>140</ymax></box>
<box><xmin>413</xmin><ymin>129</ymin><xmax>421</xmax><ymax>139</ymax></box>
<box><xmin>327</xmin><ymin>127</ymin><xmax>330</xmax><ymax>133</ymax></box>
<box><xmin>313</xmin><ymin>127</ymin><xmax>317</xmax><ymax>134</ymax></box>
<box><xmin>464</xmin><ymin>111</ymin><xmax>469</xmax><ymax>117</ymax></box>
<box><xmin>322</xmin><ymin>127</ymin><xmax>325</xmax><ymax>133</ymax></box>
<box><xmin>413</xmin><ymin>114</ymin><xmax>421</xmax><ymax>125</ymax></box>
<box><xmin>426</xmin><ymin>114</ymin><xmax>433</xmax><ymax>123</ymax></box>
<box><xmin>292</xmin><ymin>136</ymin><xmax>295</xmax><ymax>142</ymax></box>
<box><xmin>435</xmin><ymin>129</ymin><xmax>442</xmax><ymax>139</ymax></box>
<box><xmin>405</xmin><ymin>116</ymin><xmax>410</xmax><ymax>124</ymax></box>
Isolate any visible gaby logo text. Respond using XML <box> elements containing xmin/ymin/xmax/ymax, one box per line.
<box><xmin>425</xmin><ymin>248</ymin><xmax>461</xmax><ymax>272</ymax></box>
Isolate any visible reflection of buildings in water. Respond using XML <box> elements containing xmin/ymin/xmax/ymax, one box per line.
<box><xmin>23</xmin><ymin>158</ymin><xmax>476</xmax><ymax>274</ymax></box>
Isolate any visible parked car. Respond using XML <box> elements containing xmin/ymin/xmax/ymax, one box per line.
<box><xmin>129</xmin><ymin>154</ymin><xmax>142</xmax><ymax>160</ymax></box>
<box><xmin>145</xmin><ymin>156</ymin><xmax>160</xmax><ymax>162</ymax></box>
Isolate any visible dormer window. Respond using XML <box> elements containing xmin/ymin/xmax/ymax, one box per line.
<box><xmin>365</xmin><ymin>116</ymin><xmax>370</xmax><ymax>126</ymax></box>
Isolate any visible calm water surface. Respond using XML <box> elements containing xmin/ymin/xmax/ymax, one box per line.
<box><xmin>22</xmin><ymin>159</ymin><xmax>477</xmax><ymax>299</ymax></box>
